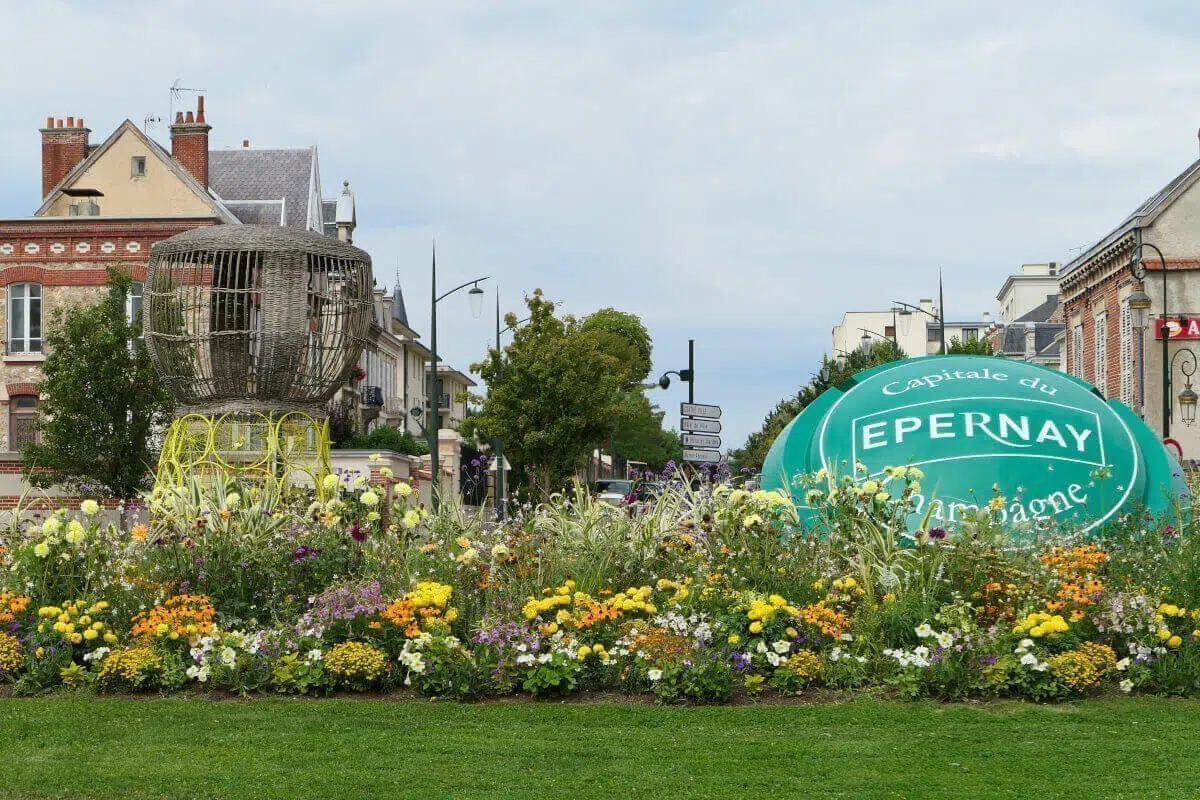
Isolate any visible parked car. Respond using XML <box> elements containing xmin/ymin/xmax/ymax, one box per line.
<box><xmin>593</xmin><ymin>479</ymin><xmax>634</xmax><ymax>506</ymax></box>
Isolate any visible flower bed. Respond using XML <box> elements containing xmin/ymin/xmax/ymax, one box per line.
<box><xmin>0</xmin><ymin>464</ymin><xmax>1196</xmax><ymax>702</ymax></box>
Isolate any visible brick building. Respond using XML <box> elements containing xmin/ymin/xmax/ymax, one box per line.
<box><xmin>0</xmin><ymin>99</ymin><xmax>357</xmax><ymax>502</ymax></box>
<box><xmin>1059</xmin><ymin>154</ymin><xmax>1200</xmax><ymax>457</ymax></box>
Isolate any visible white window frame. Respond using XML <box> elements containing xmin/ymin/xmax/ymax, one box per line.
<box><xmin>1119</xmin><ymin>304</ymin><xmax>1133</xmax><ymax>407</ymax></box>
<box><xmin>8</xmin><ymin>282</ymin><xmax>42</xmax><ymax>354</ymax></box>
<box><xmin>1071</xmin><ymin>322</ymin><xmax>1084</xmax><ymax>379</ymax></box>
<box><xmin>131</xmin><ymin>156</ymin><xmax>147</xmax><ymax>178</ymax></box>
<box><xmin>1094</xmin><ymin>312</ymin><xmax>1108</xmax><ymax>395</ymax></box>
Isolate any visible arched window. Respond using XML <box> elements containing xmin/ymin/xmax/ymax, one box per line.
<box><xmin>8</xmin><ymin>394</ymin><xmax>38</xmax><ymax>451</ymax></box>
<box><xmin>8</xmin><ymin>282</ymin><xmax>42</xmax><ymax>354</ymax></box>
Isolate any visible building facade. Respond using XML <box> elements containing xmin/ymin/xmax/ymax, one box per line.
<box><xmin>0</xmin><ymin>98</ymin><xmax>357</xmax><ymax>456</ymax></box>
<box><xmin>832</xmin><ymin>299</ymin><xmax>992</xmax><ymax>358</ymax></box>
<box><xmin>1059</xmin><ymin>154</ymin><xmax>1200</xmax><ymax>458</ymax></box>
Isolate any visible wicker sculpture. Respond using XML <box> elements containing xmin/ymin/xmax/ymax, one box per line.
<box><xmin>144</xmin><ymin>225</ymin><xmax>373</xmax><ymax>493</ymax></box>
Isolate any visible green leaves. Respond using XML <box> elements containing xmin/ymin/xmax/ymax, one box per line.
<box><xmin>22</xmin><ymin>273</ymin><xmax>174</xmax><ymax>499</ymax></box>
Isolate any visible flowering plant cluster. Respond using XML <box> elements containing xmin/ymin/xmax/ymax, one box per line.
<box><xmin>0</xmin><ymin>463</ymin><xmax>1198</xmax><ymax>702</ymax></box>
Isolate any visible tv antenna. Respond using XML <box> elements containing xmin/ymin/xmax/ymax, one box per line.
<box><xmin>143</xmin><ymin>114</ymin><xmax>162</xmax><ymax>133</ymax></box>
<box><xmin>168</xmin><ymin>78</ymin><xmax>206</xmax><ymax>120</ymax></box>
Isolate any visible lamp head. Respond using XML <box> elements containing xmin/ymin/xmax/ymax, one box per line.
<box><xmin>1127</xmin><ymin>289</ymin><xmax>1152</xmax><ymax>332</ymax></box>
<box><xmin>468</xmin><ymin>283</ymin><xmax>485</xmax><ymax>319</ymax></box>
<box><xmin>1180</xmin><ymin>384</ymin><xmax>1198</xmax><ymax>426</ymax></box>
<box><xmin>658</xmin><ymin>374</ymin><xmax>671</xmax><ymax>390</ymax></box>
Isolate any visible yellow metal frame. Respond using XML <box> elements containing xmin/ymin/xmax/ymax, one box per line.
<box><xmin>155</xmin><ymin>411</ymin><xmax>333</xmax><ymax>499</ymax></box>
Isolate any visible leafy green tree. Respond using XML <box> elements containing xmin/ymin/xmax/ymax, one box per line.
<box><xmin>729</xmin><ymin>340</ymin><xmax>903</xmax><ymax>474</ymax></box>
<box><xmin>470</xmin><ymin>290</ymin><xmax>630</xmax><ymax>493</ymax></box>
<box><xmin>580</xmin><ymin>307</ymin><xmax>653</xmax><ymax>386</ymax></box>
<box><xmin>610</xmin><ymin>393</ymin><xmax>683</xmax><ymax>469</ymax></box>
<box><xmin>946</xmin><ymin>336</ymin><xmax>994</xmax><ymax>355</ymax></box>
<box><xmin>23</xmin><ymin>275</ymin><xmax>175</xmax><ymax>499</ymax></box>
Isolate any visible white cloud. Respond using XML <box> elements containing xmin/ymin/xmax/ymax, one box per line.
<box><xmin>2</xmin><ymin>0</ymin><xmax>1200</xmax><ymax>448</ymax></box>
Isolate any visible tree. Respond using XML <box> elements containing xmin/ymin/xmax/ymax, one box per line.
<box><xmin>729</xmin><ymin>340</ymin><xmax>904</xmax><ymax>473</ymax></box>
<box><xmin>23</xmin><ymin>275</ymin><xmax>175</xmax><ymax>499</ymax></box>
<box><xmin>946</xmin><ymin>336</ymin><xmax>994</xmax><ymax>355</ymax></box>
<box><xmin>580</xmin><ymin>307</ymin><xmax>653</xmax><ymax>387</ymax></box>
<box><xmin>470</xmin><ymin>290</ymin><xmax>630</xmax><ymax>493</ymax></box>
<box><xmin>610</xmin><ymin>393</ymin><xmax>683</xmax><ymax>469</ymax></box>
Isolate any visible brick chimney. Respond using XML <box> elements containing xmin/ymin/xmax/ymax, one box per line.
<box><xmin>170</xmin><ymin>96</ymin><xmax>211</xmax><ymax>187</ymax></box>
<box><xmin>40</xmin><ymin>116</ymin><xmax>90</xmax><ymax>198</ymax></box>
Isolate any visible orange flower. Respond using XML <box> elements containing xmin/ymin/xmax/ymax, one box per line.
<box><xmin>130</xmin><ymin>594</ymin><xmax>215</xmax><ymax>640</ymax></box>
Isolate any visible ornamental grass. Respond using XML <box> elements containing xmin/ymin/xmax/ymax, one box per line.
<box><xmin>0</xmin><ymin>463</ymin><xmax>1196</xmax><ymax>702</ymax></box>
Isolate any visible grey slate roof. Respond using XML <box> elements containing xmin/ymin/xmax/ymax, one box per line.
<box><xmin>209</xmin><ymin>147</ymin><xmax>315</xmax><ymax>230</ymax></box>
<box><xmin>1016</xmin><ymin>294</ymin><xmax>1059</xmax><ymax>323</ymax></box>
<box><xmin>392</xmin><ymin>285</ymin><xmax>410</xmax><ymax>328</ymax></box>
<box><xmin>1060</xmin><ymin>157</ymin><xmax>1200</xmax><ymax>279</ymax></box>
<box><xmin>222</xmin><ymin>200</ymin><xmax>284</xmax><ymax>226</ymax></box>
<box><xmin>997</xmin><ymin>322</ymin><xmax>1065</xmax><ymax>357</ymax></box>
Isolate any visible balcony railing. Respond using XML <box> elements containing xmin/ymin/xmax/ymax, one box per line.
<box><xmin>361</xmin><ymin>385</ymin><xmax>384</xmax><ymax>407</ymax></box>
<box><xmin>425</xmin><ymin>392</ymin><xmax>451</xmax><ymax>410</ymax></box>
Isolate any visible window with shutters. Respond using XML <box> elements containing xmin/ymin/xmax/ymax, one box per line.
<box><xmin>1120</xmin><ymin>304</ymin><xmax>1133</xmax><ymax>407</ymax></box>
<box><xmin>1072</xmin><ymin>323</ymin><xmax>1084</xmax><ymax>378</ymax></box>
<box><xmin>8</xmin><ymin>394</ymin><xmax>38</xmax><ymax>451</ymax></box>
<box><xmin>1094</xmin><ymin>313</ymin><xmax>1108</xmax><ymax>395</ymax></box>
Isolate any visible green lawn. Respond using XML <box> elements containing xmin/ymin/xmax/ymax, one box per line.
<box><xmin>2</xmin><ymin>696</ymin><xmax>1197</xmax><ymax>799</ymax></box>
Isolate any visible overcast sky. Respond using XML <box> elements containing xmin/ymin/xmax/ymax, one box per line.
<box><xmin>3</xmin><ymin>1</ymin><xmax>1200</xmax><ymax>451</ymax></box>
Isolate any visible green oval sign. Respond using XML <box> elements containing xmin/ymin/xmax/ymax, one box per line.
<box><xmin>762</xmin><ymin>356</ymin><xmax>1185</xmax><ymax>535</ymax></box>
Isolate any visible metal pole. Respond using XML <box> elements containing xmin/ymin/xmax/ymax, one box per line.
<box><xmin>688</xmin><ymin>338</ymin><xmax>694</xmax><ymax>403</ymax></box>
<box><xmin>429</xmin><ymin>243</ymin><xmax>439</xmax><ymax>511</ymax></box>
<box><xmin>494</xmin><ymin>291</ymin><xmax>505</xmax><ymax>520</ymax></box>
<box><xmin>1163</xmin><ymin>255</ymin><xmax>1171</xmax><ymax>439</ymax></box>
<box><xmin>938</xmin><ymin>269</ymin><xmax>947</xmax><ymax>354</ymax></box>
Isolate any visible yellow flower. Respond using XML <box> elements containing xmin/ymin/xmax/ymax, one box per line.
<box><xmin>456</xmin><ymin>536</ymin><xmax>472</xmax><ymax>549</ymax></box>
<box><xmin>33</xmin><ymin>541</ymin><xmax>50</xmax><ymax>558</ymax></box>
<box><xmin>359</xmin><ymin>490</ymin><xmax>380</xmax><ymax>506</ymax></box>
<box><xmin>395</xmin><ymin>482</ymin><xmax>414</xmax><ymax>498</ymax></box>
<box><xmin>728</xmin><ymin>633</ymin><xmax>741</xmax><ymax>645</ymax></box>
<box><xmin>403</xmin><ymin>510</ymin><xmax>421</xmax><ymax>529</ymax></box>
<box><xmin>1168</xmin><ymin>635</ymin><xmax>1183</xmax><ymax>649</ymax></box>
<box><xmin>80</xmin><ymin>499</ymin><xmax>100</xmax><ymax>516</ymax></box>
<box><xmin>749</xmin><ymin>621</ymin><xmax>763</xmax><ymax>634</ymax></box>
<box><xmin>577</xmin><ymin>645</ymin><xmax>592</xmax><ymax>660</ymax></box>
<box><xmin>83</xmin><ymin>628</ymin><xmax>98</xmax><ymax>641</ymax></box>
<box><xmin>321</xmin><ymin>473</ymin><xmax>339</xmax><ymax>491</ymax></box>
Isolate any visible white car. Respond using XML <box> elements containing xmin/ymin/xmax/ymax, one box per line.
<box><xmin>593</xmin><ymin>479</ymin><xmax>634</xmax><ymax>506</ymax></box>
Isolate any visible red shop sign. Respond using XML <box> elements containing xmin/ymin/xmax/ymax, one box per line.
<box><xmin>1154</xmin><ymin>317</ymin><xmax>1200</xmax><ymax>339</ymax></box>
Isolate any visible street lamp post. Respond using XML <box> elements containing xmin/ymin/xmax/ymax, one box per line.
<box><xmin>491</xmin><ymin>293</ymin><xmax>531</xmax><ymax>521</ymax></box>
<box><xmin>657</xmin><ymin>338</ymin><xmax>695</xmax><ymax>402</ymax></box>
<box><xmin>893</xmin><ymin>299</ymin><xmax>945</xmax><ymax>354</ymax></box>
<box><xmin>428</xmin><ymin>243</ymin><xmax>488</xmax><ymax>511</ymax></box>
<box><xmin>1127</xmin><ymin>241</ymin><xmax>1199</xmax><ymax>437</ymax></box>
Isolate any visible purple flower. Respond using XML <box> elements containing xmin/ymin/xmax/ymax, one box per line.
<box><xmin>728</xmin><ymin>652</ymin><xmax>753</xmax><ymax>673</ymax></box>
<box><xmin>978</xmin><ymin>654</ymin><xmax>998</xmax><ymax>666</ymax></box>
<box><xmin>928</xmin><ymin>527</ymin><xmax>947</xmax><ymax>541</ymax></box>
<box><xmin>349</xmin><ymin>524</ymin><xmax>366</xmax><ymax>543</ymax></box>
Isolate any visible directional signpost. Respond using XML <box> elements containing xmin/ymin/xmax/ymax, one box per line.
<box><xmin>681</xmin><ymin>417</ymin><xmax>721</xmax><ymax>434</ymax></box>
<box><xmin>682</xmin><ymin>433</ymin><xmax>721</xmax><ymax>449</ymax></box>
<box><xmin>680</xmin><ymin>402</ymin><xmax>722</xmax><ymax>463</ymax></box>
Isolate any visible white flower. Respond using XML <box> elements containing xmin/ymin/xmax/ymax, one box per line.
<box><xmin>755</xmin><ymin>640</ymin><xmax>768</xmax><ymax>654</ymax></box>
<box><xmin>537</xmin><ymin>653</ymin><xmax>552</xmax><ymax>664</ymax></box>
<box><xmin>913</xmin><ymin>646</ymin><xmax>929</xmax><ymax>660</ymax></box>
<box><xmin>766</xmin><ymin>652</ymin><xmax>782</xmax><ymax>667</ymax></box>
<box><xmin>80</xmin><ymin>499</ymin><xmax>100</xmax><ymax>516</ymax></box>
<box><xmin>935</xmin><ymin>632</ymin><xmax>954</xmax><ymax>648</ymax></box>
<box><xmin>220</xmin><ymin>647</ymin><xmax>236</xmax><ymax>664</ymax></box>
<box><xmin>359</xmin><ymin>489</ymin><xmax>380</xmax><ymax>506</ymax></box>
<box><xmin>1033</xmin><ymin>663</ymin><xmax>1047</xmax><ymax>672</ymax></box>
<box><xmin>914</xmin><ymin>624</ymin><xmax>935</xmax><ymax>638</ymax></box>
<box><xmin>1019</xmin><ymin>653</ymin><xmax>1038</xmax><ymax>666</ymax></box>
<box><xmin>186</xmin><ymin>665</ymin><xmax>210</xmax><ymax>682</ymax></box>
<box><xmin>1115</xmin><ymin>657</ymin><xmax>1130</xmax><ymax>671</ymax></box>
<box><xmin>840</xmin><ymin>633</ymin><xmax>854</xmax><ymax>642</ymax></box>
<box><xmin>395</xmin><ymin>482</ymin><xmax>414</xmax><ymax>498</ymax></box>
<box><xmin>306</xmin><ymin>649</ymin><xmax>323</xmax><ymax>663</ymax></box>
<box><xmin>225</xmin><ymin>492</ymin><xmax>240</xmax><ymax>507</ymax></box>
<box><xmin>1019</xmin><ymin>638</ymin><xmax>1034</xmax><ymax>649</ymax></box>
<box><xmin>647</xmin><ymin>669</ymin><xmax>663</xmax><ymax>681</ymax></box>
<box><xmin>772</xmin><ymin>640</ymin><xmax>791</xmax><ymax>654</ymax></box>
<box><xmin>1119</xmin><ymin>679</ymin><xmax>1134</xmax><ymax>693</ymax></box>
<box><xmin>829</xmin><ymin>647</ymin><xmax>842</xmax><ymax>662</ymax></box>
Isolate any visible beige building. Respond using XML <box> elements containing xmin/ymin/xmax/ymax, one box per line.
<box><xmin>997</xmin><ymin>263</ymin><xmax>1061</xmax><ymax>323</ymax></box>
<box><xmin>832</xmin><ymin>299</ymin><xmax>992</xmax><ymax>358</ymax></box>
<box><xmin>426</xmin><ymin>365</ymin><xmax>475</xmax><ymax>430</ymax></box>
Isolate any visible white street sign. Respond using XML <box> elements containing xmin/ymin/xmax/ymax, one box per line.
<box><xmin>682</xmin><ymin>448</ymin><xmax>721</xmax><ymax>463</ymax></box>
<box><xmin>682</xmin><ymin>433</ymin><xmax>721</xmax><ymax>449</ymax></box>
<box><xmin>681</xmin><ymin>418</ymin><xmax>721</xmax><ymax>434</ymax></box>
<box><xmin>681</xmin><ymin>402</ymin><xmax>722</xmax><ymax>419</ymax></box>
